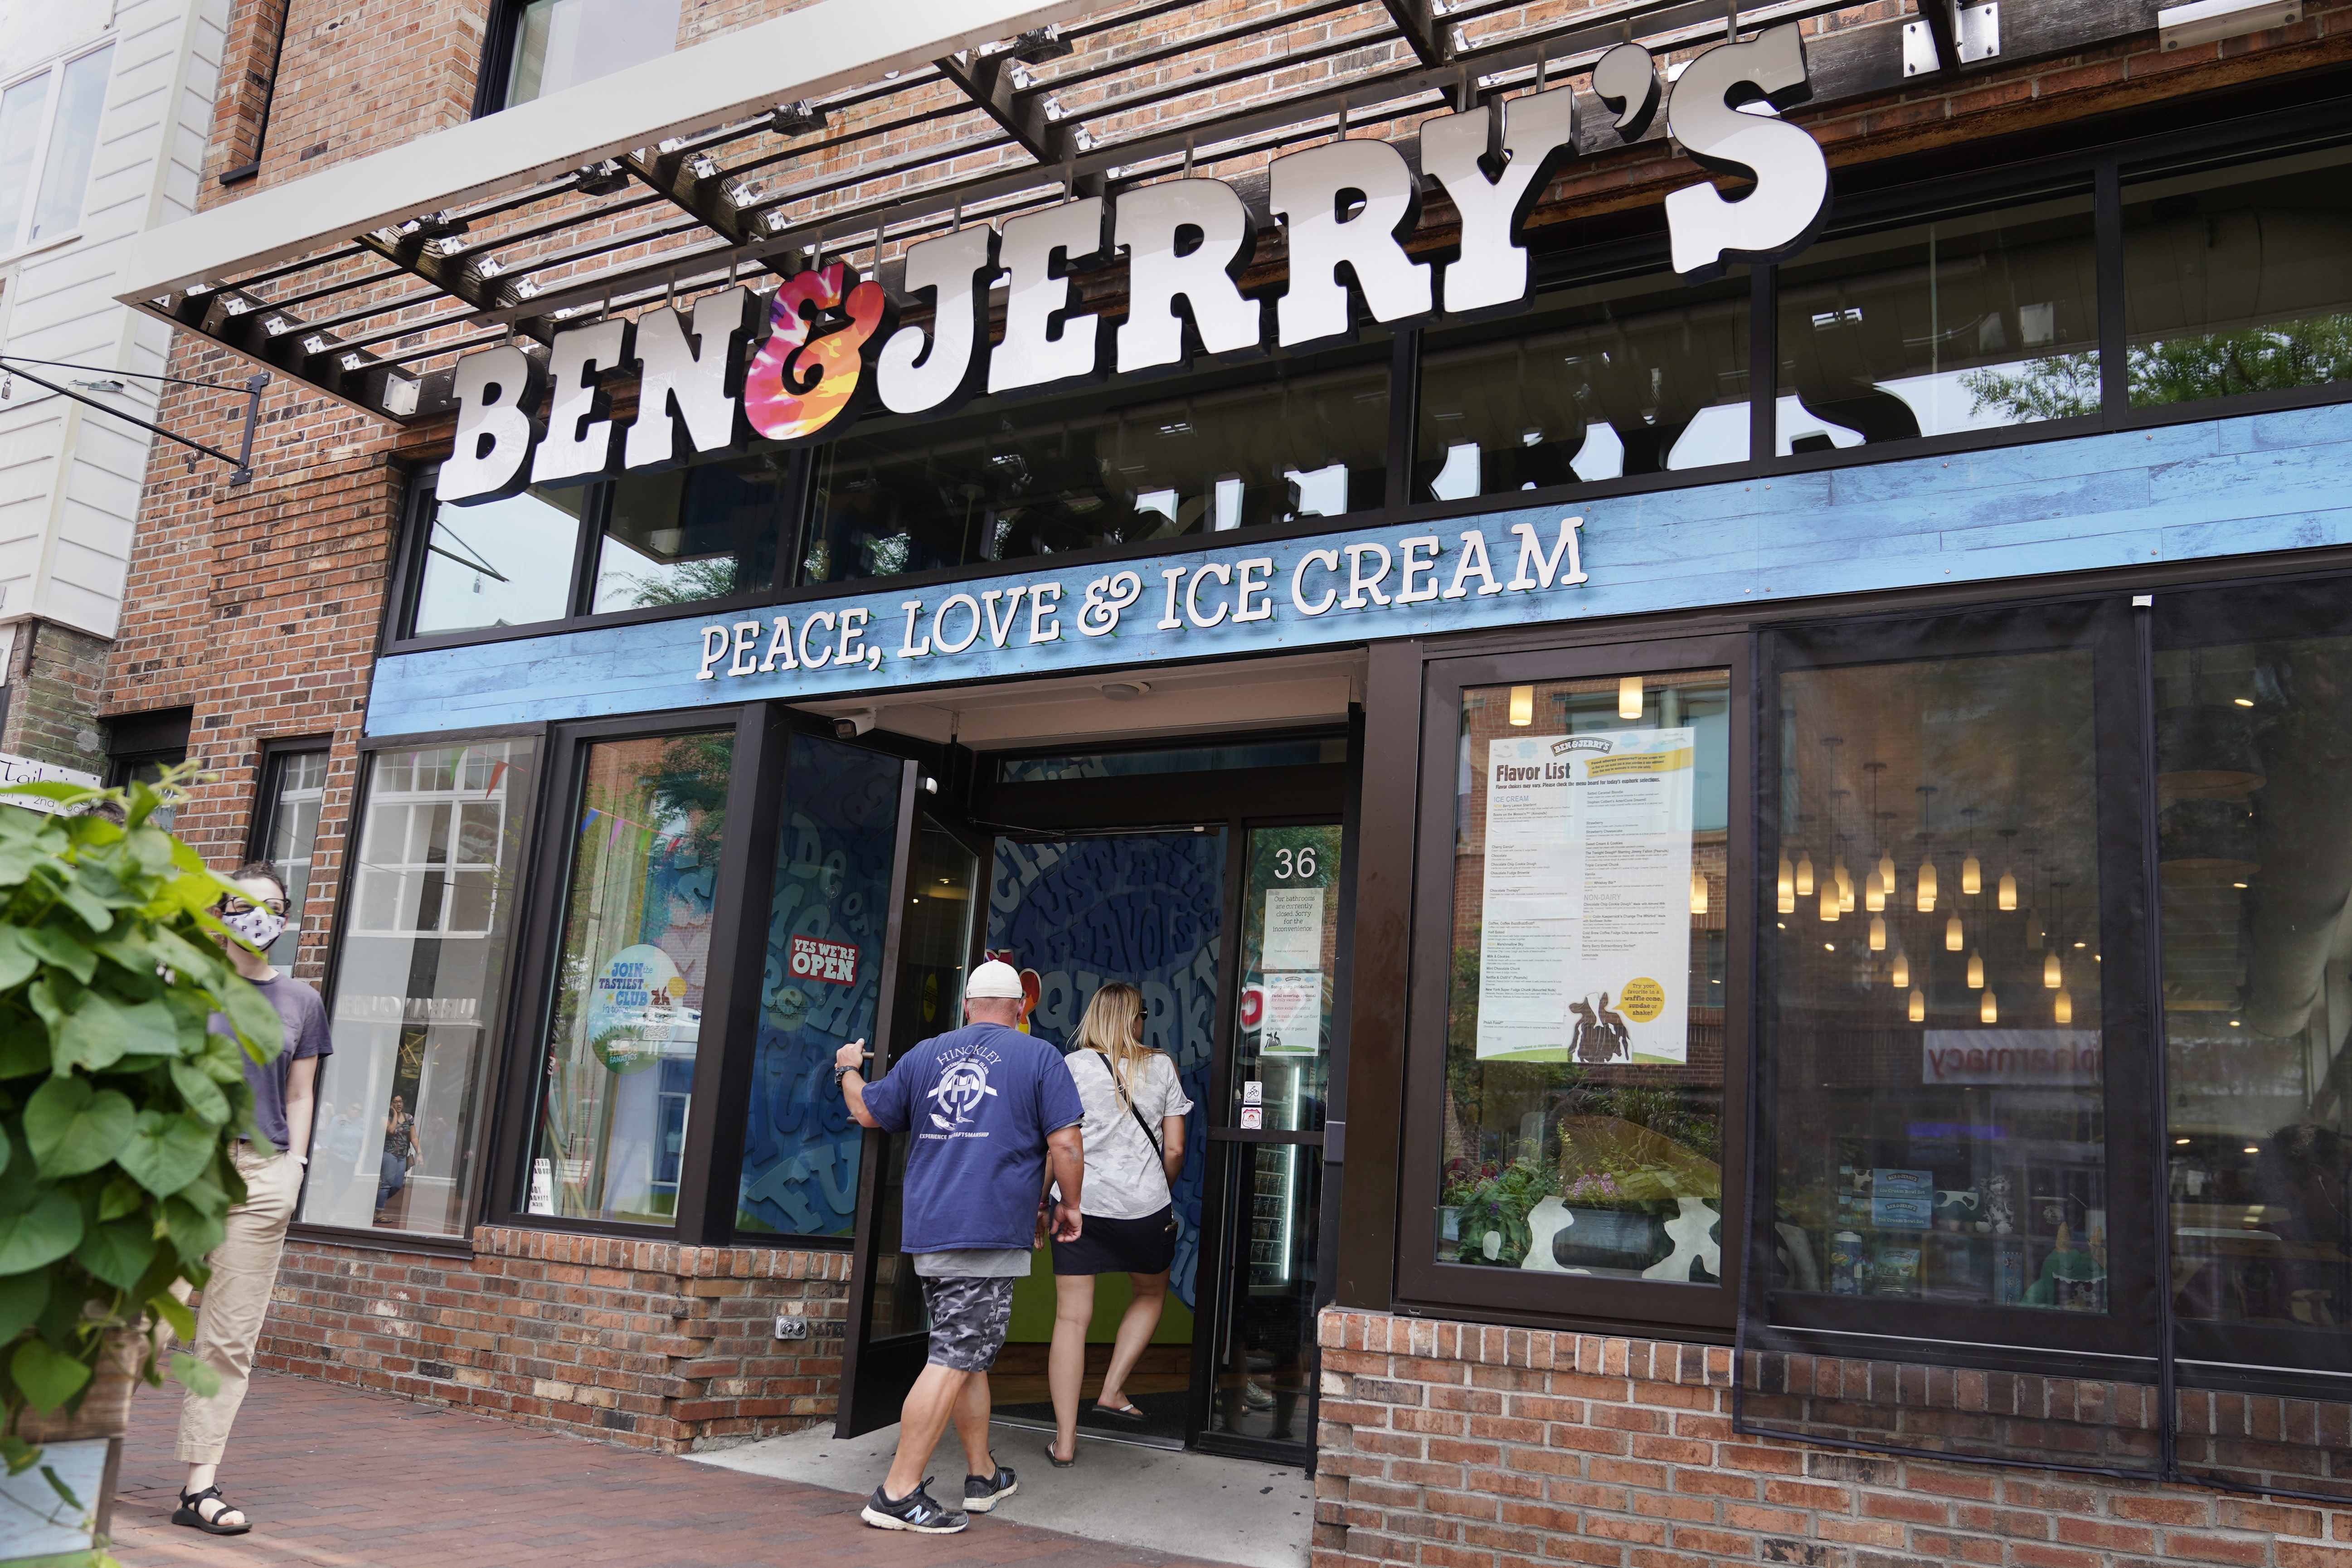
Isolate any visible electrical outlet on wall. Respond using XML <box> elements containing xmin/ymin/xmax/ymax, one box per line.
<box><xmin>774</xmin><ymin>1312</ymin><xmax>810</xmax><ymax>1341</ymax></box>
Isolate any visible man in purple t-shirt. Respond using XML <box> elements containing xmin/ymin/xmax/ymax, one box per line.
<box><xmin>172</xmin><ymin>862</ymin><xmax>332</xmax><ymax>1538</ymax></box>
<box><xmin>836</xmin><ymin>961</ymin><xmax>1086</xmax><ymax>1534</ymax></box>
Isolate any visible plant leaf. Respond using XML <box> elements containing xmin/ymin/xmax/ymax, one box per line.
<box><xmin>55</xmin><ymin>990</ymin><xmax>180</xmax><ymax>1073</ymax></box>
<box><xmin>55</xmin><ymin>879</ymin><xmax>115</xmax><ymax>935</ymax></box>
<box><xmin>117</xmin><ymin>1112</ymin><xmax>219</xmax><ymax>1197</ymax></box>
<box><xmin>169</xmin><ymin>1060</ymin><xmax>229</xmax><ymax>1126</ymax></box>
<box><xmin>151</xmin><ymin>1291</ymin><xmax>194</xmax><ymax>1342</ymax></box>
<box><xmin>18</xmin><ymin>926</ymin><xmax>96</xmax><ymax>985</ymax></box>
<box><xmin>0</xmin><ymin>928</ymin><xmax>37</xmax><ymax>990</ymax></box>
<box><xmin>95</xmin><ymin>1175</ymin><xmax>144</xmax><ymax>1223</ymax></box>
<box><xmin>10</xmin><ymin>1337</ymin><xmax>92</xmax><ymax>1414</ymax></box>
<box><xmin>215</xmin><ymin>976</ymin><xmax>283</xmax><ymax>1066</ymax></box>
<box><xmin>72</xmin><ymin>1216</ymin><xmax>158</xmax><ymax>1291</ymax></box>
<box><xmin>170</xmin><ymin>1349</ymin><xmax>219</xmax><ymax>1399</ymax></box>
<box><xmin>0</xmin><ymin>1270</ymin><xmax>46</xmax><ymax>1341</ymax></box>
<box><xmin>41</xmin><ymin>1461</ymin><xmax>84</xmax><ymax>1511</ymax></box>
<box><xmin>23</xmin><ymin>1078</ymin><xmax>136</xmax><ymax>1177</ymax></box>
<box><xmin>0</xmin><ymin>1011</ymin><xmax>45</xmax><ymax>1078</ymax></box>
<box><xmin>158</xmin><ymin>1197</ymin><xmax>224</xmax><ymax>1262</ymax></box>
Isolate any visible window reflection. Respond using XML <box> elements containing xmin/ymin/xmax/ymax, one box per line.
<box><xmin>307</xmin><ymin>741</ymin><xmax>533</xmax><ymax>1236</ymax></box>
<box><xmin>2158</xmin><ymin>610</ymin><xmax>2352</xmax><ymax>1361</ymax></box>
<box><xmin>1414</xmin><ymin>267</ymin><xmax>1750</xmax><ymax>500</ymax></box>
<box><xmin>528</xmin><ymin>731</ymin><xmax>732</xmax><ymax>1226</ymax></box>
<box><xmin>1769</xmin><ymin>647</ymin><xmax>2108</xmax><ymax>1313</ymax></box>
<box><xmin>593</xmin><ymin>451</ymin><xmax>786</xmax><ymax>612</ymax></box>
<box><xmin>801</xmin><ymin>350</ymin><xmax>1387</xmax><ymax>587</ymax></box>
<box><xmin>503</xmin><ymin>0</ymin><xmax>680</xmax><ymax>110</ymax></box>
<box><xmin>2124</xmin><ymin>144</ymin><xmax>2352</xmax><ymax>408</ymax></box>
<box><xmin>413</xmin><ymin>487</ymin><xmax>582</xmax><ymax>634</ymax></box>
<box><xmin>1774</xmin><ymin>194</ymin><xmax>2099</xmax><ymax>450</ymax></box>
<box><xmin>258</xmin><ymin>749</ymin><xmax>329</xmax><ymax>970</ymax></box>
<box><xmin>1440</xmin><ymin>672</ymin><xmax>1730</xmax><ymax>1282</ymax></box>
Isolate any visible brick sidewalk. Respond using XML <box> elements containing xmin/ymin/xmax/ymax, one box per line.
<box><xmin>106</xmin><ymin>1371</ymin><xmax>1225</xmax><ymax>1567</ymax></box>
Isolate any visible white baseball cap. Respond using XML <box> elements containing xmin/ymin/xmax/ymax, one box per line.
<box><xmin>967</xmin><ymin>959</ymin><xmax>1026</xmax><ymax>1000</ymax></box>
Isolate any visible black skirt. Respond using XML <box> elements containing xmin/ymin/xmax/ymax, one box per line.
<box><xmin>1051</xmin><ymin>1206</ymin><xmax>1177</xmax><ymax>1276</ymax></box>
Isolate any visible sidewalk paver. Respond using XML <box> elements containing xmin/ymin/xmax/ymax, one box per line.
<box><xmin>105</xmin><ymin>1371</ymin><xmax>1233</xmax><ymax>1568</ymax></box>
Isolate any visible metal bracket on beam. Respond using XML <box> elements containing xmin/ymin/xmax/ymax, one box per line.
<box><xmin>1904</xmin><ymin>0</ymin><xmax>1999</xmax><ymax>73</ymax></box>
<box><xmin>1384</xmin><ymin>0</ymin><xmax>1451</xmax><ymax>67</ymax></box>
<box><xmin>934</xmin><ymin>51</ymin><xmax>1066</xmax><ymax>165</ymax></box>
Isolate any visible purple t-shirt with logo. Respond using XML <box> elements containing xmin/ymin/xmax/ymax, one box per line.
<box><xmin>860</xmin><ymin>1020</ymin><xmax>1084</xmax><ymax>1254</ymax></box>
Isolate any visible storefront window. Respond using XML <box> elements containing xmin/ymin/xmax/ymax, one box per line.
<box><xmin>735</xmin><ymin>734</ymin><xmax>904</xmax><ymax>1236</ymax></box>
<box><xmin>1774</xmin><ymin>192</ymin><xmax>2099</xmax><ymax>451</ymax></box>
<box><xmin>1414</xmin><ymin>267</ymin><xmax>1751</xmax><ymax>500</ymax></box>
<box><xmin>1438</xmin><ymin>671</ymin><xmax>1730</xmax><ymax>1282</ymax></box>
<box><xmin>255</xmin><ymin>747</ymin><xmax>328</xmax><ymax>970</ymax></box>
<box><xmin>305</xmin><ymin>740</ymin><xmax>535</xmax><ymax>1235</ymax></box>
<box><xmin>412</xmin><ymin>486</ymin><xmax>582</xmax><ymax>635</ymax></box>
<box><xmin>800</xmin><ymin>350</ymin><xmax>1389</xmax><ymax>587</ymax></box>
<box><xmin>526</xmin><ymin>730</ymin><xmax>732</xmax><ymax>1225</ymax></box>
<box><xmin>591</xmin><ymin>451</ymin><xmax>787</xmax><ymax>612</ymax></box>
<box><xmin>2156</xmin><ymin>587</ymin><xmax>2352</xmax><ymax>1373</ymax></box>
<box><xmin>2124</xmin><ymin>143</ymin><xmax>2352</xmax><ymax>408</ymax></box>
<box><xmin>1234</xmin><ymin>826</ymin><xmax>1340</xmax><ymax>1131</ymax></box>
<box><xmin>1768</xmin><ymin>644</ymin><xmax>2107</xmax><ymax>1315</ymax></box>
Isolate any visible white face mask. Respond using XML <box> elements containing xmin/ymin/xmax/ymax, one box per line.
<box><xmin>224</xmin><ymin>903</ymin><xmax>287</xmax><ymax>951</ymax></box>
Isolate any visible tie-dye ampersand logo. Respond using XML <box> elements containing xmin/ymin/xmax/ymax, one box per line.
<box><xmin>742</xmin><ymin>264</ymin><xmax>894</xmax><ymax>441</ymax></box>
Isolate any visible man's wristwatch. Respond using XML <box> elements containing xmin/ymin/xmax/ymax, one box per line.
<box><xmin>832</xmin><ymin>1062</ymin><xmax>856</xmax><ymax>1088</ymax></box>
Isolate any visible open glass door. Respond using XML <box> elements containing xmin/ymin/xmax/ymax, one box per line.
<box><xmin>836</xmin><ymin>814</ymin><xmax>987</xmax><ymax>1435</ymax></box>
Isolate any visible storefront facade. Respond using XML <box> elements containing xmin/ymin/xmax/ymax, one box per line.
<box><xmin>100</xmin><ymin>0</ymin><xmax>2352</xmax><ymax>1559</ymax></box>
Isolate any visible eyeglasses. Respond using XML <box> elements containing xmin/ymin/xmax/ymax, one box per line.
<box><xmin>220</xmin><ymin>898</ymin><xmax>291</xmax><ymax>918</ymax></box>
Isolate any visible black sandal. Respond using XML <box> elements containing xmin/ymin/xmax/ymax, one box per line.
<box><xmin>1092</xmin><ymin>1399</ymin><xmax>1147</xmax><ymax>1422</ymax></box>
<box><xmin>1045</xmin><ymin>1439</ymin><xmax>1076</xmax><ymax>1468</ymax></box>
<box><xmin>174</xmin><ymin>1485</ymin><xmax>252</xmax><ymax>1535</ymax></box>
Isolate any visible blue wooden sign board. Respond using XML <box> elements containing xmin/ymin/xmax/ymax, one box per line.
<box><xmin>366</xmin><ymin>403</ymin><xmax>2352</xmax><ymax>738</ymax></box>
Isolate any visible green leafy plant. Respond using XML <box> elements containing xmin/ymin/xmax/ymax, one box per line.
<box><xmin>1441</xmin><ymin>1158</ymin><xmax>1554</xmax><ymax>1267</ymax></box>
<box><xmin>0</xmin><ymin>767</ymin><xmax>281</xmax><ymax>1483</ymax></box>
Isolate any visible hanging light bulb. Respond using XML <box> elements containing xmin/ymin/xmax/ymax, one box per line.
<box><xmin>1869</xmin><ymin>914</ymin><xmax>1886</xmax><ymax>951</ymax></box>
<box><xmin>1980</xmin><ymin>988</ymin><xmax>1998</xmax><ymax>1024</ymax></box>
<box><xmin>2044</xmin><ymin>951</ymin><xmax>2062</xmax><ymax>989</ymax></box>
<box><xmin>1819</xmin><ymin>884</ymin><xmax>1839</xmax><ymax>923</ymax></box>
<box><xmin>1909</xmin><ymin>987</ymin><xmax>1926</xmax><ymax>1022</ymax></box>
<box><xmin>1507</xmin><ymin>685</ymin><xmax>1534</xmax><ymax>726</ymax></box>
<box><xmin>1890</xmin><ymin>951</ymin><xmax>1910</xmax><ymax>988</ymax></box>
<box><xmin>1946</xmin><ymin>914</ymin><xmax>1963</xmax><ymax>951</ymax></box>
<box><xmin>1962</xmin><ymin>853</ymin><xmax>1982</xmax><ymax>897</ymax></box>
<box><xmin>1690</xmin><ymin>869</ymin><xmax>1709</xmax><ymax>914</ymax></box>
<box><xmin>1878</xmin><ymin>850</ymin><xmax>1896</xmax><ymax>890</ymax></box>
<box><xmin>1777</xmin><ymin>851</ymin><xmax>1795</xmax><ymax>912</ymax></box>
<box><xmin>1967</xmin><ymin>949</ymin><xmax>1984</xmax><ymax>989</ymax></box>
<box><xmin>1998</xmin><ymin>871</ymin><xmax>2017</xmax><ymax>911</ymax></box>
<box><xmin>1836</xmin><ymin>863</ymin><xmax>1855</xmax><ymax>913</ymax></box>
<box><xmin>1864</xmin><ymin>868</ymin><xmax>1885</xmax><ymax>913</ymax></box>
<box><xmin>1916</xmin><ymin>857</ymin><xmax>1937</xmax><ymax>912</ymax></box>
<box><xmin>1618</xmin><ymin>675</ymin><xmax>1643</xmax><ymax>719</ymax></box>
<box><xmin>2053</xmin><ymin>988</ymin><xmax>2074</xmax><ymax>1024</ymax></box>
<box><xmin>1795</xmin><ymin>854</ymin><xmax>1815</xmax><ymax>898</ymax></box>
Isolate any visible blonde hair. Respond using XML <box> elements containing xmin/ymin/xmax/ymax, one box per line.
<box><xmin>1073</xmin><ymin>981</ymin><xmax>1157</xmax><ymax>1105</ymax></box>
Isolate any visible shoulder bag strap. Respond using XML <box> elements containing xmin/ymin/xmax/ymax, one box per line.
<box><xmin>1093</xmin><ymin>1050</ymin><xmax>1163</xmax><ymax>1161</ymax></box>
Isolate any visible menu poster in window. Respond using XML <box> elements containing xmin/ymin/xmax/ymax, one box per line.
<box><xmin>1263</xmin><ymin>887</ymin><xmax>1325</xmax><ymax>969</ymax></box>
<box><xmin>1262</xmin><ymin>971</ymin><xmax>1323</xmax><ymax>1055</ymax></box>
<box><xmin>1476</xmin><ymin>728</ymin><xmax>1695</xmax><ymax>1064</ymax></box>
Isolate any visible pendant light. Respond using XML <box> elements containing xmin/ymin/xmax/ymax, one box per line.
<box><xmin>1618</xmin><ymin>675</ymin><xmax>1643</xmax><ymax>719</ymax></box>
<box><xmin>1909</xmin><ymin>987</ymin><xmax>1926</xmax><ymax>1022</ymax></box>
<box><xmin>1997</xmin><ymin>828</ymin><xmax>2019</xmax><ymax>911</ymax></box>
<box><xmin>1819</xmin><ymin>883</ymin><xmax>1839</xmax><ymax>922</ymax></box>
<box><xmin>1946</xmin><ymin>913</ymin><xmax>1963</xmax><ymax>951</ymax></box>
<box><xmin>1865</xmin><ymin>868</ymin><xmax>1885</xmax><ymax>913</ymax></box>
<box><xmin>1777</xmin><ymin>851</ymin><xmax>1796</xmax><ymax>914</ymax></box>
<box><xmin>2054</xmin><ymin>988</ymin><xmax>2074</xmax><ymax>1024</ymax></box>
<box><xmin>1915</xmin><ymin>785</ymin><xmax>1939</xmax><ymax>911</ymax></box>
<box><xmin>1878</xmin><ymin>850</ymin><xmax>1896</xmax><ymax>892</ymax></box>
<box><xmin>1690</xmin><ymin>869</ymin><xmax>1709</xmax><ymax>914</ymax></box>
<box><xmin>1890</xmin><ymin>950</ymin><xmax>1910</xmax><ymax>989</ymax></box>
<box><xmin>1837</xmin><ymin>862</ymin><xmax>1855</xmax><ymax>913</ymax></box>
<box><xmin>1861</xmin><ymin>762</ymin><xmax>1888</xmax><ymax>913</ymax></box>
<box><xmin>1796</xmin><ymin>854</ymin><xmax>1815</xmax><ymax>898</ymax></box>
<box><xmin>2044</xmin><ymin>951</ymin><xmax>2062</xmax><ymax>989</ymax></box>
<box><xmin>1917</xmin><ymin>858</ymin><xmax>1938</xmax><ymax>912</ymax></box>
<box><xmin>1981</xmin><ymin>988</ymin><xmax>1998</xmax><ymax>1024</ymax></box>
<box><xmin>1507</xmin><ymin>685</ymin><xmax>1534</xmax><ymax>726</ymax></box>
<box><xmin>1869</xmin><ymin>914</ymin><xmax>1886</xmax><ymax>951</ymax></box>
<box><xmin>1967</xmin><ymin>949</ymin><xmax>1984</xmax><ymax>989</ymax></box>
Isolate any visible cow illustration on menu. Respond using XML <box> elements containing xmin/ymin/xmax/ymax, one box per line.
<box><xmin>1476</xmin><ymin>728</ymin><xmax>1695</xmax><ymax>1064</ymax></box>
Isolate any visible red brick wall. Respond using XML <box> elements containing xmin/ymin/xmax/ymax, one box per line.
<box><xmin>1313</xmin><ymin>1308</ymin><xmax>2352</xmax><ymax>1568</ymax></box>
<box><xmin>256</xmin><ymin>1228</ymin><xmax>850</xmax><ymax>1453</ymax></box>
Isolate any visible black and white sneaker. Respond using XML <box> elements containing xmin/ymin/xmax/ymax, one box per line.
<box><xmin>964</xmin><ymin>1463</ymin><xmax>1018</xmax><ymax>1513</ymax></box>
<box><xmin>860</xmin><ymin>1478</ymin><xmax>969</xmax><ymax>1534</ymax></box>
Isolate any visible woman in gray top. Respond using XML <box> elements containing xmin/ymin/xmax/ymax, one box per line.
<box><xmin>1044</xmin><ymin>982</ymin><xmax>1191</xmax><ymax>1466</ymax></box>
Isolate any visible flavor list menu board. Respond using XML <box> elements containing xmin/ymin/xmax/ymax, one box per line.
<box><xmin>1475</xmin><ymin>728</ymin><xmax>1695</xmax><ymax>1064</ymax></box>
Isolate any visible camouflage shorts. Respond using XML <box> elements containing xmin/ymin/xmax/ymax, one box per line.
<box><xmin>919</xmin><ymin>1276</ymin><xmax>1016</xmax><ymax>1373</ymax></box>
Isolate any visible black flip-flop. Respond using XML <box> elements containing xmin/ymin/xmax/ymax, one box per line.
<box><xmin>1045</xmin><ymin>1440</ymin><xmax>1076</xmax><ymax>1468</ymax></box>
<box><xmin>1092</xmin><ymin>1400</ymin><xmax>1148</xmax><ymax>1422</ymax></box>
<box><xmin>173</xmin><ymin>1485</ymin><xmax>252</xmax><ymax>1535</ymax></box>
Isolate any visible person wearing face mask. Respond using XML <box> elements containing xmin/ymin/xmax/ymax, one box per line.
<box><xmin>172</xmin><ymin>863</ymin><xmax>332</xmax><ymax>1537</ymax></box>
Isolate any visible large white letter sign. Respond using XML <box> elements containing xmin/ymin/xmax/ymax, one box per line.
<box><xmin>990</xmin><ymin>198</ymin><xmax>1110</xmax><ymax>396</ymax></box>
<box><xmin>1592</xmin><ymin>43</ymin><xmax>1663</xmax><ymax>141</ymax></box>
<box><xmin>627</xmin><ymin>286</ymin><xmax>758</xmax><ymax>470</ymax></box>
<box><xmin>1664</xmin><ymin>25</ymin><xmax>1830</xmax><ymax>282</ymax></box>
<box><xmin>1116</xmin><ymin>179</ymin><xmax>1262</xmax><ymax>375</ymax></box>
<box><xmin>878</xmin><ymin>225</ymin><xmax>1001</xmax><ymax>417</ymax></box>
<box><xmin>1270</xmin><ymin>139</ymin><xmax>1432</xmax><ymax>350</ymax></box>
<box><xmin>1422</xmin><ymin>87</ymin><xmax>1579</xmax><ymax>316</ymax></box>
<box><xmin>441</xmin><ymin>344</ymin><xmax>545</xmax><ymax>504</ymax></box>
<box><xmin>531</xmin><ymin>317</ymin><xmax>631</xmax><ymax>486</ymax></box>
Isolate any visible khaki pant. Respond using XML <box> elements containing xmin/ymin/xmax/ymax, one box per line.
<box><xmin>175</xmin><ymin>1145</ymin><xmax>302</xmax><ymax>1465</ymax></box>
